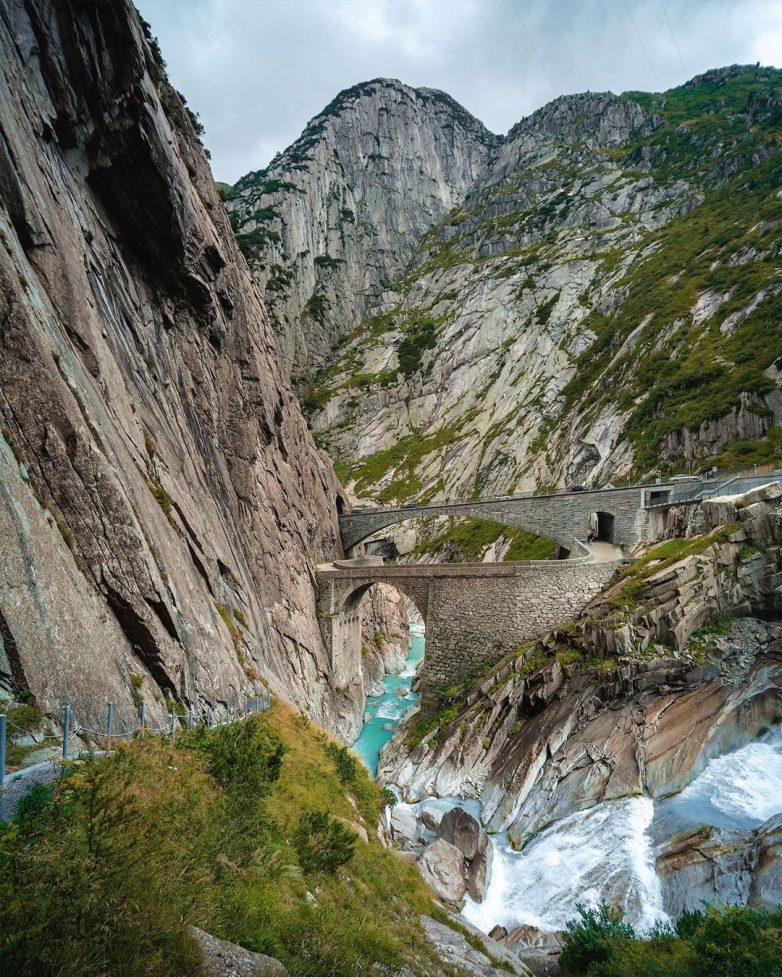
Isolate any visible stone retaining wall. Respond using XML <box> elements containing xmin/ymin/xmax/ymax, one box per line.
<box><xmin>422</xmin><ymin>561</ymin><xmax>618</xmax><ymax>690</ymax></box>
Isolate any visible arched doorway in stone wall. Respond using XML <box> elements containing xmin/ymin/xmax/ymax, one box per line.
<box><xmin>590</xmin><ymin>511</ymin><xmax>615</xmax><ymax>543</ymax></box>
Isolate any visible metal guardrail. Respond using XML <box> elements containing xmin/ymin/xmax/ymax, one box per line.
<box><xmin>642</xmin><ymin>471</ymin><xmax>782</xmax><ymax>510</ymax></box>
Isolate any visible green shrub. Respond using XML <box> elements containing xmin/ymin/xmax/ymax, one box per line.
<box><xmin>293</xmin><ymin>810</ymin><xmax>356</xmax><ymax>874</ymax></box>
<box><xmin>397</xmin><ymin>319</ymin><xmax>436</xmax><ymax>376</ymax></box>
<box><xmin>560</xmin><ymin>903</ymin><xmax>636</xmax><ymax>974</ymax></box>
<box><xmin>325</xmin><ymin>742</ymin><xmax>358</xmax><ymax>786</ymax></box>
<box><xmin>12</xmin><ymin>783</ymin><xmax>53</xmax><ymax>834</ymax></box>
<box><xmin>0</xmin><ymin>705</ymin><xmax>476</xmax><ymax>977</ymax></box>
<box><xmin>6</xmin><ymin>703</ymin><xmax>41</xmax><ymax>733</ymax></box>
<box><xmin>559</xmin><ymin>902</ymin><xmax>782</xmax><ymax>977</ymax></box>
<box><xmin>0</xmin><ymin>752</ymin><xmax>208</xmax><ymax>977</ymax></box>
<box><xmin>182</xmin><ymin>717</ymin><xmax>284</xmax><ymax>851</ymax></box>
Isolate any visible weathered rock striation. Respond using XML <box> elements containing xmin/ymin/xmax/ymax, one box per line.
<box><xmin>226</xmin><ymin>79</ymin><xmax>497</xmax><ymax>381</ymax></box>
<box><xmin>0</xmin><ymin>0</ymin><xmax>358</xmax><ymax>733</ymax></box>
<box><xmin>379</xmin><ymin>491</ymin><xmax>782</xmax><ymax>852</ymax></box>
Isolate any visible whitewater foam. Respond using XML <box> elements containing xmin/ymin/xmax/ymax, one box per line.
<box><xmin>672</xmin><ymin>727</ymin><xmax>782</xmax><ymax>827</ymax></box>
<box><xmin>462</xmin><ymin>797</ymin><xmax>669</xmax><ymax>935</ymax></box>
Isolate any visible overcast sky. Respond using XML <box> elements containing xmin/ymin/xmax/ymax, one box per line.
<box><xmin>136</xmin><ymin>0</ymin><xmax>782</xmax><ymax>184</ymax></box>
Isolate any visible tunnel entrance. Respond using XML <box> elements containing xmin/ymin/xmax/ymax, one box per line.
<box><xmin>591</xmin><ymin>511</ymin><xmax>615</xmax><ymax>544</ymax></box>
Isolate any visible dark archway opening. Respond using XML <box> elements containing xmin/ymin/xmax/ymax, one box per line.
<box><xmin>592</xmin><ymin>511</ymin><xmax>615</xmax><ymax>543</ymax></box>
<box><xmin>336</xmin><ymin>495</ymin><xmax>345</xmax><ymax>516</ymax></box>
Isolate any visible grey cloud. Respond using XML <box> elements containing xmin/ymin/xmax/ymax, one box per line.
<box><xmin>136</xmin><ymin>0</ymin><xmax>782</xmax><ymax>183</ymax></box>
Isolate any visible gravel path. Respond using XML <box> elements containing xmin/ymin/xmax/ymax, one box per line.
<box><xmin>0</xmin><ymin>758</ymin><xmax>62</xmax><ymax>822</ymax></box>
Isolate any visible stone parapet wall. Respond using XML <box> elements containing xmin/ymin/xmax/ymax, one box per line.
<box><xmin>339</xmin><ymin>483</ymin><xmax>677</xmax><ymax>550</ymax></box>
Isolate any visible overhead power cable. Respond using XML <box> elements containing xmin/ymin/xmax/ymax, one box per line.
<box><xmin>659</xmin><ymin>0</ymin><xmax>689</xmax><ymax>78</ymax></box>
<box><xmin>623</xmin><ymin>0</ymin><xmax>661</xmax><ymax>90</ymax></box>
<box><xmin>510</xmin><ymin>0</ymin><xmax>557</xmax><ymax>98</ymax></box>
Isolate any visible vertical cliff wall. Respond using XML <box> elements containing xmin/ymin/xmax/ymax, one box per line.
<box><xmin>226</xmin><ymin>78</ymin><xmax>498</xmax><ymax>381</ymax></box>
<box><xmin>0</xmin><ymin>0</ymin><xmax>350</xmax><ymax>732</ymax></box>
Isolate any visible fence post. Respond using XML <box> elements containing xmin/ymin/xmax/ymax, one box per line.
<box><xmin>63</xmin><ymin>705</ymin><xmax>71</xmax><ymax>759</ymax></box>
<box><xmin>139</xmin><ymin>701</ymin><xmax>146</xmax><ymax>733</ymax></box>
<box><xmin>0</xmin><ymin>713</ymin><xmax>6</xmax><ymax>788</ymax></box>
<box><xmin>170</xmin><ymin>710</ymin><xmax>176</xmax><ymax>743</ymax></box>
<box><xmin>106</xmin><ymin>702</ymin><xmax>114</xmax><ymax>751</ymax></box>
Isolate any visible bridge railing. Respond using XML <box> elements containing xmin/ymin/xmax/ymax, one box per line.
<box><xmin>641</xmin><ymin>470</ymin><xmax>782</xmax><ymax>509</ymax></box>
<box><xmin>346</xmin><ymin>466</ymin><xmax>782</xmax><ymax>518</ymax></box>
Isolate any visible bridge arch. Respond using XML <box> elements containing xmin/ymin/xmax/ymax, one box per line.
<box><xmin>341</xmin><ymin>579</ymin><xmax>428</xmax><ymax>627</ymax></box>
<box><xmin>338</xmin><ymin>483</ymin><xmax>670</xmax><ymax>553</ymax></box>
<box><xmin>323</xmin><ymin>578</ymin><xmax>427</xmax><ymax>691</ymax></box>
<box><xmin>317</xmin><ymin>558</ymin><xmax>622</xmax><ymax>713</ymax></box>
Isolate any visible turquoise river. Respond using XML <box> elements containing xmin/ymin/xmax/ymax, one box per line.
<box><xmin>352</xmin><ymin>623</ymin><xmax>425</xmax><ymax>776</ymax></box>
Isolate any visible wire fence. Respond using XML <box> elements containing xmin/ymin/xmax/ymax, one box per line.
<box><xmin>0</xmin><ymin>692</ymin><xmax>271</xmax><ymax>788</ymax></box>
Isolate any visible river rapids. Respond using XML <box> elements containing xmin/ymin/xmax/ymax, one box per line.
<box><xmin>353</xmin><ymin>625</ymin><xmax>782</xmax><ymax>935</ymax></box>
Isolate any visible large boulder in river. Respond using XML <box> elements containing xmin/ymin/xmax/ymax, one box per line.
<box><xmin>418</xmin><ymin>838</ymin><xmax>467</xmax><ymax>904</ymax></box>
<box><xmin>438</xmin><ymin>806</ymin><xmax>494</xmax><ymax>901</ymax></box>
<box><xmin>390</xmin><ymin>804</ymin><xmax>421</xmax><ymax>849</ymax></box>
<box><xmin>466</xmin><ymin>830</ymin><xmax>494</xmax><ymax>902</ymax></box>
<box><xmin>440</xmin><ymin>806</ymin><xmax>481</xmax><ymax>858</ymax></box>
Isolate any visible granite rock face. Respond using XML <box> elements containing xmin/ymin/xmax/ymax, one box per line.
<box><xmin>361</xmin><ymin>584</ymin><xmax>411</xmax><ymax>696</ymax></box>
<box><xmin>378</xmin><ymin>495</ymin><xmax>782</xmax><ymax>847</ymax></box>
<box><xmin>227</xmin><ymin>78</ymin><xmax>497</xmax><ymax>381</ymax></box>
<box><xmin>653</xmin><ymin>812</ymin><xmax>782</xmax><ymax>918</ymax></box>
<box><xmin>237</xmin><ymin>67</ymin><xmax>782</xmax><ymax>530</ymax></box>
<box><xmin>0</xmin><ymin>1</ymin><xmax>353</xmax><ymax>733</ymax></box>
<box><xmin>420</xmin><ymin>914</ymin><xmax>531</xmax><ymax>976</ymax></box>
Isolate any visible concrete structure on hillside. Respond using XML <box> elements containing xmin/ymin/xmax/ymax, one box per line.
<box><xmin>317</xmin><ymin>555</ymin><xmax>619</xmax><ymax>706</ymax></box>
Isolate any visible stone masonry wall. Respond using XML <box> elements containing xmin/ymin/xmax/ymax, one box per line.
<box><xmin>421</xmin><ymin>561</ymin><xmax>619</xmax><ymax>691</ymax></box>
<box><xmin>317</xmin><ymin>559</ymin><xmax>620</xmax><ymax>707</ymax></box>
<box><xmin>340</xmin><ymin>483</ymin><xmax>676</xmax><ymax>550</ymax></box>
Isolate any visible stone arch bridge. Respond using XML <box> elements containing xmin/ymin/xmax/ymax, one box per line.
<box><xmin>317</xmin><ymin>554</ymin><xmax>620</xmax><ymax>707</ymax></box>
<box><xmin>338</xmin><ymin>480</ymin><xmax>693</xmax><ymax>552</ymax></box>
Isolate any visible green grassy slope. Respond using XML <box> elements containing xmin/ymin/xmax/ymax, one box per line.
<box><xmin>0</xmin><ymin>704</ymin><xmax>474</xmax><ymax>977</ymax></box>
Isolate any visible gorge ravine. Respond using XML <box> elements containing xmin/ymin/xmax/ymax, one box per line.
<box><xmin>355</xmin><ymin>488</ymin><xmax>782</xmax><ymax>949</ymax></box>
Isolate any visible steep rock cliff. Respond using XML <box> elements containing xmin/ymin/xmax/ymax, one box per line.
<box><xmin>225</xmin><ymin>78</ymin><xmax>497</xmax><ymax>382</ymax></box>
<box><xmin>0</xmin><ymin>0</ymin><xmax>350</xmax><ymax>732</ymax></box>
<box><xmin>273</xmin><ymin>68</ymin><xmax>782</xmax><ymax>518</ymax></box>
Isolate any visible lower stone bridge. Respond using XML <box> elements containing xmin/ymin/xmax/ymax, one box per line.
<box><xmin>317</xmin><ymin>554</ymin><xmax>620</xmax><ymax>708</ymax></box>
<box><xmin>338</xmin><ymin>479</ymin><xmax>699</xmax><ymax>552</ymax></box>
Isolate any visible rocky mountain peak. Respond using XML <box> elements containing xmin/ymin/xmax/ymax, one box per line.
<box><xmin>505</xmin><ymin>90</ymin><xmax>652</xmax><ymax>149</ymax></box>
<box><xmin>297</xmin><ymin>65</ymin><xmax>781</xmax><ymax>519</ymax></box>
<box><xmin>227</xmin><ymin>79</ymin><xmax>497</xmax><ymax>380</ymax></box>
